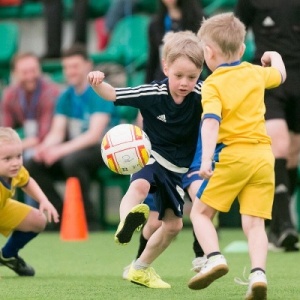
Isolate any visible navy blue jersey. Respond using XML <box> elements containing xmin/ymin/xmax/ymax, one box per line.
<box><xmin>115</xmin><ymin>78</ymin><xmax>202</xmax><ymax>168</ymax></box>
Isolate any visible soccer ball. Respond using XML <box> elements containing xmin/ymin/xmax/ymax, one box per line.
<box><xmin>101</xmin><ymin>124</ymin><xmax>152</xmax><ymax>175</ymax></box>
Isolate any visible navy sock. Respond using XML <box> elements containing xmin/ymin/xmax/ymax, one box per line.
<box><xmin>288</xmin><ymin>167</ymin><xmax>298</xmax><ymax>196</ymax></box>
<box><xmin>207</xmin><ymin>251</ymin><xmax>221</xmax><ymax>259</ymax></box>
<box><xmin>251</xmin><ymin>268</ymin><xmax>265</xmax><ymax>274</ymax></box>
<box><xmin>193</xmin><ymin>230</ymin><xmax>205</xmax><ymax>258</ymax></box>
<box><xmin>136</xmin><ymin>233</ymin><xmax>148</xmax><ymax>259</ymax></box>
<box><xmin>271</xmin><ymin>159</ymin><xmax>293</xmax><ymax>234</ymax></box>
<box><xmin>2</xmin><ymin>231</ymin><xmax>38</xmax><ymax>258</ymax></box>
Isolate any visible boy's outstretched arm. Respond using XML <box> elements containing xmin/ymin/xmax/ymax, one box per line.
<box><xmin>261</xmin><ymin>51</ymin><xmax>287</xmax><ymax>83</ymax></box>
<box><xmin>87</xmin><ymin>71</ymin><xmax>117</xmax><ymax>101</ymax></box>
<box><xmin>199</xmin><ymin>118</ymin><xmax>220</xmax><ymax>180</ymax></box>
<box><xmin>22</xmin><ymin>178</ymin><xmax>59</xmax><ymax>223</ymax></box>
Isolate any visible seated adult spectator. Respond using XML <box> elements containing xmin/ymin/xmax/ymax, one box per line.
<box><xmin>25</xmin><ymin>44</ymin><xmax>119</xmax><ymax>230</ymax></box>
<box><xmin>1</xmin><ymin>52</ymin><xmax>59</xmax><ymax>161</ymax></box>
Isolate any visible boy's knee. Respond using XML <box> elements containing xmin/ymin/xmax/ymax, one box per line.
<box><xmin>164</xmin><ymin>219</ymin><xmax>183</xmax><ymax>236</ymax></box>
<box><xmin>241</xmin><ymin>215</ymin><xmax>265</xmax><ymax>235</ymax></box>
<box><xmin>190</xmin><ymin>204</ymin><xmax>201</xmax><ymax>222</ymax></box>
<box><xmin>130</xmin><ymin>180</ymin><xmax>150</xmax><ymax>199</ymax></box>
<box><xmin>29</xmin><ymin>209</ymin><xmax>47</xmax><ymax>232</ymax></box>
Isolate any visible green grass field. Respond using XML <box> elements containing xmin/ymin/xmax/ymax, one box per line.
<box><xmin>0</xmin><ymin>228</ymin><xmax>299</xmax><ymax>300</ymax></box>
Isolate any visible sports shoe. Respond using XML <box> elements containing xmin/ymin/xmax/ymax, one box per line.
<box><xmin>0</xmin><ymin>251</ymin><xmax>35</xmax><ymax>276</ymax></box>
<box><xmin>245</xmin><ymin>271</ymin><xmax>267</xmax><ymax>300</ymax></box>
<box><xmin>122</xmin><ymin>262</ymin><xmax>132</xmax><ymax>280</ymax></box>
<box><xmin>127</xmin><ymin>264</ymin><xmax>171</xmax><ymax>288</ymax></box>
<box><xmin>114</xmin><ymin>204</ymin><xmax>149</xmax><ymax>245</ymax></box>
<box><xmin>276</xmin><ymin>228</ymin><xmax>299</xmax><ymax>252</ymax></box>
<box><xmin>188</xmin><ymin>254</ymin><xmax>228</xmax><ymax>290</ymax></box>
<box><xmin>191</xmin><ymin>255</ymin><xmax>207</xmax><ymax>272</ymax></box>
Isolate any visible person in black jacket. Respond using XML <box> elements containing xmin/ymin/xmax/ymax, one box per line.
<box><xmin>146</xmin><ymin>0</ymin><xmax>204</xmax><ymax>83</ymax></box>
<box><xmin>235</xmin><ymin>0</ymin><xmax>300</xmax><ymax>251</ymax></box>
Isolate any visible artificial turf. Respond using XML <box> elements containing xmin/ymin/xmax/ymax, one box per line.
<box><xmin>0</xmin><ymin>228</ymin><xmax>299</xmax><ymax>300</ymax></box>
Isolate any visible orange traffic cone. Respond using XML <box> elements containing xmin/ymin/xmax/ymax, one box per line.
<box><xmin>60</xmin><ymin>177</ymin><xmax>88</xmax><ymax>241</ymax></box>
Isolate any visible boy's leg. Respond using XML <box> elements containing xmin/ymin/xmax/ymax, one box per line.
<box><xmin>123</xmin><ymin>211</ymin><xmax>160</xmax><ymax>279</ymax></box>
<box><xmin>242</xmin><ymin>214</ymin><xmax>268</xmax><ymax>300</ymax></box>
<box><xmin>0</xmin><ymin>201</ymin><xmax>47</xmax><ymax>276</ymax></box>
<box><xmin>136</xmin><ymin>211</ymin><xmax>161</xmax><ymax>259</ymax></box>
<box><xmin>127</xmin><ymin>208</ymin><xmax>182</xmax><ymax>288</ymax></box>
<box><xmin>188</xmin><ymin>199</ymin><xmax>228</xmax><ymax>290</ymax></box>
<box><xmin>187</xmin><ymin>179</ymin><xmax>207</xmax><ymax>271</ymax></box>
<box><xmin>242</xmin><ymin>215</ymin><xmax>268</xmax><ymax>270</ymax></box>
<box><xmin>115</xmin><ymin>179</ymin><xmax>150</xmax><ymax>244</ymax></box>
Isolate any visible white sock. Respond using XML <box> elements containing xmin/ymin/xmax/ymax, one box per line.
<box><xmin>133</xmin><ymin>258</ymin><xmax>149</xmax><ymax>270</ymax></box>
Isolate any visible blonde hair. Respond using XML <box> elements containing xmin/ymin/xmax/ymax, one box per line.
<box><xmin>198</xmin><ymin>13</ymin><xmax>246</xmax><ymax>58</ymax></box>
<box><xmin>162</xmin><ymin>31</ymin><xmax>204</xmax><ymax>70</ymax></box>
<box><xmin>0</xmin><ymin>127</ymin><xmax>21</xmax><ymax>144</ymax></box>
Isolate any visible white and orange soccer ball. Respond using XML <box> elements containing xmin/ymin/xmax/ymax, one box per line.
<box><xmin>101</xmin><ymin>124</ymin><xmax>152</xmax><ymax>175</ymax></box>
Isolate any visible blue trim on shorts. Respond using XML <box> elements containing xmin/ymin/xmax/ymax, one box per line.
<box><xmin>196</xmin><ymin>179</ymin><xmax>209</xmax><ymax>199</ymax></box>
<box><xmin>143</xmin><ymin>194</ymin><xmax>157</xmax><ymax>212</ymax></box>
<box><xmin>196</xmin><ymin>143</ymin><xmax>226</xmax><ymax>199</ymax></box>
<box><xmin>182</xmin><ymin>168</ymin><xmax>202</xmax><ymax>190</ymax></box>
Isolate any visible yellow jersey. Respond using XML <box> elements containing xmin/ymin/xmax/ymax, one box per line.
<box><xmin>0</xmin><ymin>166</ymin><xmax>30</xmax><ymax>209</ymax></box>
<box><xmin>202</xmin><ymin>61</ymin><xmax>282</xmax><ymax>145</ymax></box>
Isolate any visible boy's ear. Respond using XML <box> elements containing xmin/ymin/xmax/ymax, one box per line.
<box><xmin>239</xmin><ymin>43</ymin><xmax>246</xmax><ymax>58</ymax></box>
<box><xmin>205</xmin><ymin>45</ymin><xmax>214</xmax><ymax>60</ymax></box>
<box><xmin>162</xmin><ymin>59</ymin><xmax>168</xmax><ymax>76</ymax></box>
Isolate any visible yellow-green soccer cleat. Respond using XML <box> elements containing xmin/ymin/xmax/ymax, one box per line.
<box><xmin>114</xmin><ymin>204</ymin><xmax>149</xmax><ymax>245</ymax></box>
<box><xmin>127</xmin><ymin>264</ymin><xmax>171</xmax><ymax>288</ymax></box>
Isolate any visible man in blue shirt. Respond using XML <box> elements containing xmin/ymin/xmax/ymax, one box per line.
<box><xmin>25</xmin><ymin>45</ymin><xmax>118</xmax><ymax>229</ymax></box>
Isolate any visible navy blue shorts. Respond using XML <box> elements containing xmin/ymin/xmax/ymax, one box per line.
<box><xmin>143</xmin><ymin>194</ymin><xmax>157</xmax><ymax>211</ymax></box>
<box><xmin>131</xmin><ymin>160</ymin><xmax>184</xmax><ymax>220</ymax></box>
<box><xmin>182</xmin><ymin>167</ymin><xmax>202</xmax><ymax>202</ymax></box>
<box><xmin>182</xmin><ymin>167</ymin><xmax>202</xmax><ymax>191</ymax></box>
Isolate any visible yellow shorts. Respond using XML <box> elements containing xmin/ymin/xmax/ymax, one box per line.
<box><xmin>0</xmin><ymin>199</ymin><xmax>32</xmax><ymax>237</ymax></box>
<box><xmin>199</xmin><ymin>144</ymin><xmax>275</xmax><ymax>219</ymax></box>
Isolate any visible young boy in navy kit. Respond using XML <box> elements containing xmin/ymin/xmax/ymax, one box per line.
<box><xmin>88</xmin><ymin>31</ymin><xmax>204</xmax><ymax>288</ymax></box>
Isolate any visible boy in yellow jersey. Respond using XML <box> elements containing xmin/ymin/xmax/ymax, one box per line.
<box><xmin>187</xmin><ymin>13</ymin><xmax>286</xmax><ymax>300</ymax></box>
<box><xmin>0</xmin><ymin>127</ymin><xmax>59</xmax><ymax>276</ymax></box>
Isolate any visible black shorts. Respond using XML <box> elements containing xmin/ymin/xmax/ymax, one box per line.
<box><xmin>265</xmin><ymin>69</ymin><xmax>300</xmax><ymax>133</ymax></box>
<box><xmin>131</xmin><ymin>160</ymin><xmax>184</xmax><ymax>220</ymax></box>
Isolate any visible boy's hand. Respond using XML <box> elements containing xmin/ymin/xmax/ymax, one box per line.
<box><xmin>261</xmin><ymin>51</ymin><xmax>278</xmax><ymax>67</ymax></box>
<box><xmin>199</xmin><ymin>160</ymin><xmax>213</xmax><ymax>179</ymax></box>
<box><xmin>261</xmin><ymin>52</ymin><xmax>271</xmax><ymax>67</ymax></box>
<box><xmin>39</xmin><ymin>200</ymin><xmax>59</xmax><ymax>223</ymax></box>
<box><xmin>87</xmin><ymin>71</ymin><xmax>105</xmax><ymax>86</ymax></box>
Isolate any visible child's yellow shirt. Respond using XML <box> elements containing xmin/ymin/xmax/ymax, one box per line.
<box><xmin>0</xmin><ymin>166</ymin><xmax>29</xmax><ymax>208</ymax></box>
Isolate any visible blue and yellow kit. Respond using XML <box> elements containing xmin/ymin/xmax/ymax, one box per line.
<box><xmin>0</xmin><ymin>166</ymin><xmax>32</xmax><ymax>236</ymax></box>
<box><xmin>198</xmin><ymin>61</ymin><xmax>282</xmax><ymax>219</ymax></box>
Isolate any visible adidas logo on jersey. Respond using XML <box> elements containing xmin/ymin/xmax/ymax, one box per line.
<box><xmin>275</xmin><ymin>184</ymin><xmax>288</xmax><ymax>194</ymax></box>
<box><xmin>157</xmin><ymin>114</ymin><xmax>167</xmax><ymax>122</ymax></box>
<box><xmin>262</xmin><ymin>16</ymin><xmax>275</xmax><ymax>27</ymax></box>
